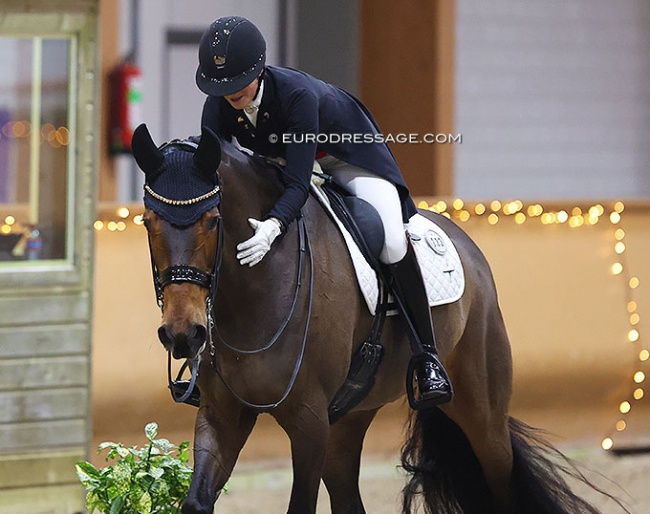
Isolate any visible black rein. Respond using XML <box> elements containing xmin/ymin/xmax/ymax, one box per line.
<box><xmin>150</xmin><ymin>203</ymin><xmax>313</xmax><ymax>411</ymax></box>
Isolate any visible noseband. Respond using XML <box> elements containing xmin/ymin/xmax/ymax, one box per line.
<box><xmin>160</xmin><ymin>265</ymin><xmax>212</xmax><ymax>289</ymax></box>
<box><xmin>154</xmin><ymin>264</ymin><xmax>218</xmax><ymax>304</ymax></box>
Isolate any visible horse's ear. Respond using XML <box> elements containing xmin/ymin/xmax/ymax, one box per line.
<box><xmin>194</xmin><ymin>126</ymin><xmax>221</xmax><ymax>182</ymax></box>
<box><xmin>132</xmin><ymin>124</ymin><xmax>164</xmax><ymax>181</ymax></box>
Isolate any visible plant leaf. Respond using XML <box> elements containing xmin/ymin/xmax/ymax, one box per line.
<box><xmin>144</xmin><ymin>422</ymin><xmax>158</xmax><ymax>441</ymax></box>
<box><xmin>75</xmin><ymin>462</ymin><xmax>101</xmax><ymax>485</ymax></box>
<box><xmin>98</xmin><ymin>441</ymin><xmax>119</xmax><ymax>452</ymax></box>
<box><xmin>151</xmin><ymin>466</ymin><xmax>165</xmax><ymax>480</ymax></box>
<box><xmin>154</xmin><ymin>438</ymin><xmax>172</xmax><ymax>452</ymax></box>
<box><xmin>86</xmin><ymin>490</ymin><xmax>108</xmax><ymax>513</ymax></box>
<box><xmin>130</xmin><ymin>487</ymin><xmax>153</xmax><ymax>514</ymax></box>
<box><xmin>111</xmin><ymin>461</ymin><xmax>132</xmax><ymax>496</ymax></box>
<box><xmin>116</xmin><ymin>446</ymin><xmax>130</xmax><ymax>458</ymax></box>
<box><xmin>110</xmin><ymin>494</ymin><xmax>125</xmax><ymax>514</ymax></box>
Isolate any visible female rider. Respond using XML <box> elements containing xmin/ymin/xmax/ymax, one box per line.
<box><xmin>195</xmin><ymin>16</ymin><xmax>452</xmax><ymax>407</ymax></box>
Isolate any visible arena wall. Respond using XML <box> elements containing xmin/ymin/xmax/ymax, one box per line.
<box><xmin>91</xmin><ymin>200</ymin><xmax>650</xmax><ymax>462</ymax></box>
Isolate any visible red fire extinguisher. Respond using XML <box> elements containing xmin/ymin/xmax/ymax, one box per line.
<box><xmin>109</xmin><ymin>60</ymin><xmax>143</xmax><ymax>154</ymax></box>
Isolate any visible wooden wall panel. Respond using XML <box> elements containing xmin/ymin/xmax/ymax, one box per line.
<box><xmin>0</xmin><ymin>450</ymin><xmax>82</xmax><ymax>488</ymax></box>
<box><xmin>0</xmin><ymin>419</ymin><xmax>87</xmax><ymax>453</ymax></box>
<box><xmin>0</xmin><ymin>484</ymin><xmax>84</xmax><ymax>514</ymax></box>
<box><xmin>0</xmin><ymin>3</ymin><xmax>98</xmax><ymax>512</ymax></box>
<box><xmin>0</xmin><ymin>388</ymin><xmax>88</xmax><ymax>424</ymax></box>
<box><xmin>0</xmin><ymin>294</ymin><xmax>89</xmax><ymax>325</ymax></box>
<box><xmin>0</xmin><ymin>324</ymin><xmax>87</xmax><ymax>358</ymax></box>
<box><xmin>0</xmin><ymin>356</ymin><xmax>88</xmax><ymax>391</ymax></box>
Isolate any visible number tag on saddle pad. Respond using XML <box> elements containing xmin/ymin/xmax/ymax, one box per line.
<box><xmin>425</xmin><ymin>230</ymin><xmax>447</xmax><ymax>255</ymax></box>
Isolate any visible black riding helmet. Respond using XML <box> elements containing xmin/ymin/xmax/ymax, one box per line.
<box><xmin>195</xmin><ymin>16</ymin><xmax>266</xmax><ymax>97</ymax></box>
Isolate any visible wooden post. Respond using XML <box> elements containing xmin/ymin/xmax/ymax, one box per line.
<box><xmin>99</xmin><ymin>0</ymin><xmax>120</xmax><ymax>201</ymax></box>
<box><xmin>360</xmin><ymin>0</ymin><xmax>456</xmax><ymax>197</ymax></box>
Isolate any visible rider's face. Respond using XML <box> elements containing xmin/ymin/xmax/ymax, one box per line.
<box><xmin>224</xmin><ymin>78</ymin><xmax>259</xmax><ymax>110</ymax></box>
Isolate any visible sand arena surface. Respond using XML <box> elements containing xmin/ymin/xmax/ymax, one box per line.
<box><xmin>214</xmin><ymin>451</ymin><xmax>650</xmax><ymax>513</ymax></box>
<box><xmin>92</xmin><ymin>401</ymin><xmax>650</xmax><ymax>513</ymax></box>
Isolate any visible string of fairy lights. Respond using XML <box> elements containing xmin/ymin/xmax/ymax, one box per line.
<box><xmin>599</xmin><ymin>211</ymin><xmax>647</xmax><ymax>452</ymax></box>
<box><xmin>0</xmin><ymin>198</ymin><xmax>646</xmax><ymax>449</ymax></box>
<box><xmin>421</xmin><ymin>199</ymin><xmax>645</xmax><ymax>451</ymax></box>
<box><xmin>1</xmin><ymin>120</ymin><xmax>71</xmax><ymax>148</ymax></box>
<box><xmin>418</xmin><ymin>199</ymin><xmax>645</xmax><ymax>451</ymax></box>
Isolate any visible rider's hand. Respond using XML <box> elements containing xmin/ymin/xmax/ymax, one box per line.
<box><xmin>236</xmin><ymin>218</ymin><xmax>282</xmax><ymax>267</ymax></box>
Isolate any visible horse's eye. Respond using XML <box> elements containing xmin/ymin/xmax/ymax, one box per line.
<box><xmin>208</xmin><ymin>216</ymin><xmax>220</xmax><ymax>231</ymax></box>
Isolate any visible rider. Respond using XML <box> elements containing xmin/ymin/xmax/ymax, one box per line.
<box><xmin>195</xmin><ymin>16</ymin><xmax>452</xmax><ymax>407</ymax></box>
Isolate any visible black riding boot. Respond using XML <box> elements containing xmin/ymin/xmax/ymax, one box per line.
<box><xmin>387</xmin><ymin>239</ymin><xmax>453</xmax><ymax>407</ymax></box>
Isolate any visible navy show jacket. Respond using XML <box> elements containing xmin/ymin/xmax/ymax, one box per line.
<box><xmin>201</xmin><ymin>65</ymin><xmax>418</xmax><ymax>229</ymax></box>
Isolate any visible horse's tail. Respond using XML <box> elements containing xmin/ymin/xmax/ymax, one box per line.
<box><xmin>400</xmin><ymin>407</ymin><xmax>497</xmax><ymax>514</ymax></box>
<box><xmin>401</xmin><ymin>409</ymin><xmax>625</xmax><ymax>514</ymax></box>
<box><xmin>508</xmin><ymin>418</ymin><xmax>631</xmax><ymax>513</ymax></box>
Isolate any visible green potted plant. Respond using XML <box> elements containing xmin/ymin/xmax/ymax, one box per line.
<box><xmin>75</xmin><ymin>422</ymin><xmax>194</xmax><ymax>514</ymax></box>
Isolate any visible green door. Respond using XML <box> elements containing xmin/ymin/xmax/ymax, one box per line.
<box><xmin>0</xmin><ymin>2</ymin><xmax>99</xmax><ymax>513</ymax></box>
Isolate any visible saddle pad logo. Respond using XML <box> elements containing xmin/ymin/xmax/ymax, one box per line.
<box><xmin>425</xmin><ymin>230</ymin><xmax>447</xmax><ymax>255</ymax></box>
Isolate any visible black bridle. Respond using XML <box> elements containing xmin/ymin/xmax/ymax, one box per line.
<box><xmin>145</xmin><ymin>139</ymin><xmax>225</xmax><ymax>406</ymax></box>
<box><xmin>151</xmin><ymin>214</ymin><xmax>312</xmax><ymax>411</ymax></box>
<box><xmin>147</xmin><ymin>141</ymin><xmax>312</xmax><ymax>410</ymax></box>
<box><xmin>150</xmin><ymin>216</ymin><xmax>223</xmax><ymax>405</ymax></box>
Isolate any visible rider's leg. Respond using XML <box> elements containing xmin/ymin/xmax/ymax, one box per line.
<box><xmin>324</xmin><ymin>159</ymin><xmax>452</xmax><ymax>405</ymax></box>
<box><xmin>320</xmin><ymin>156</ymin><xmax>407</xmax><ymax>263</ymax></box>
<box><xmin>386</xmin><ymin>239</ymin><xmax>453</xmax><ymax>405</ymax></box>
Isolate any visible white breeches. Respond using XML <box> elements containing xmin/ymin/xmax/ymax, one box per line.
<box><xmin>317</xmin><ymin>155</ymin><xmax>408</xmax><ymax>264</ymax></box>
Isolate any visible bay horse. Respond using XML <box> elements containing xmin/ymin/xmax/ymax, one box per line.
<box><xmin>132</xmin><ymin>123</ymin><xmax>615</xmax><ymax>514</ymax></box>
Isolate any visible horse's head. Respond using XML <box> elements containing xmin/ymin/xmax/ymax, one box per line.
<box><xmin>132</xmin><ymin>124</ymin><xmax>222</xmax><ymax>360</ymax></box>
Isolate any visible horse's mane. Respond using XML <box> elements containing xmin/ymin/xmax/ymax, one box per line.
<box><xmin>221</xmin><ymin>137</ymin><xmax>282</xmax><ymax>174</ymax></box>
<box><xmin>213</xmin><ymin>136</ymin><xmax>288</xmax><ymax>197</ymax></box>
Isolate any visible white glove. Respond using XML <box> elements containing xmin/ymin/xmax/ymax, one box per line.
<box><xmin>236</xmin><ymin>218</ymin><xmax>282</xmax><ymax>267</ymax></box>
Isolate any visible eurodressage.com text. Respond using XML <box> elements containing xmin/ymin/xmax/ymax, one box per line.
<box><xmin>269</xmin><ymin>132</ymin><xmax>463</xmax><ymax>145</ymax></box>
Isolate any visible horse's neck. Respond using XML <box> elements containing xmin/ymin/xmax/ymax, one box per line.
<box><xmin>219</xmin><ymin>155</ymin><xmax>282</xmax><ymax>241</ymax></box>
<box><xmin>215</xmin><ymin>156</ymin><xmax>297</xmax><ymax>327</ymax></box>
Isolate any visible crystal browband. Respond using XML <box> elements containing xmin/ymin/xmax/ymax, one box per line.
<box><xmin>144</xmin><ymin>184</ymin><xmax>220</xmax><ymax>206</ymax></box>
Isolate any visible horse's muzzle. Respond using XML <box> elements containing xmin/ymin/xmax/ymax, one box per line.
<box><xmin>157</xmin><ymin>322</ymin><xmax>207</xmax><ymax>359</ymax></box>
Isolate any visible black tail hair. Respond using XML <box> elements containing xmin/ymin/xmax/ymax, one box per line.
<box><xmin>400</xmin><ymin>409</ymin><xmax>628</xmax><ymax>514</ymax></box>
<box><xmin>508</xmin><ymin>418</ymin><xmax>628</xmax><ymax>514</ymax></box>
<box><xmin>401</xmin><ymin>407</ymin><xmax>497</xmax><ymax>514</ymax></box>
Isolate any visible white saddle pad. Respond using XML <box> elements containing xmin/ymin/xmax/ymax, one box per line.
<box><xmin>310</xmin><ymin>181</ymin><xmax>465</xmax><ymax>315</ymax></box>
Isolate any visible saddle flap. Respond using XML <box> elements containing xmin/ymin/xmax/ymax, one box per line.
<box><xmin>318</xmin><ymin>179</ymin><xmax>385</xmax><ymax>264</ymax></box>
<box><xmin>341</xmin><ymin>196</ymin><xmax>385</xmax><ymax>261</ymax></box>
